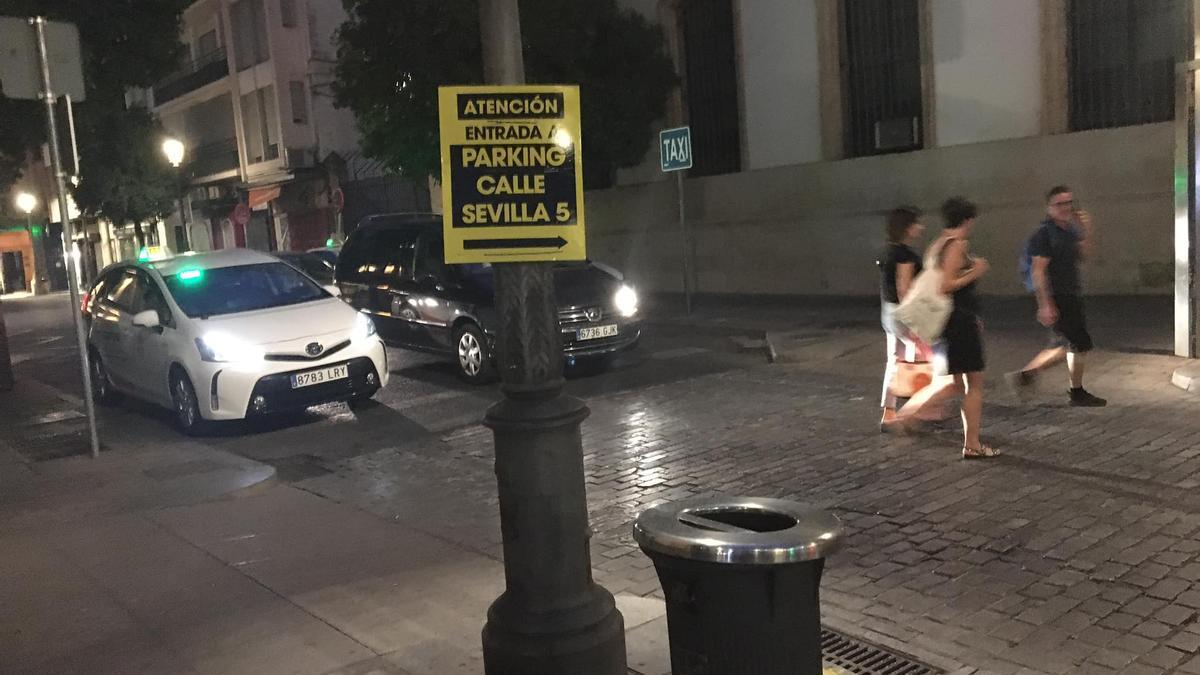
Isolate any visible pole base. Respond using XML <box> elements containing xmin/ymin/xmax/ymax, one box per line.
<box><xmin>483</xmin><ymin>586</ymin><xmax>626</xmax><ymax>675</ymax></box>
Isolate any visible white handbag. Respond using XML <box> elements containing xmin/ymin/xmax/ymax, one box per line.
<box><xmin>894</xmin><ymin>239</ymin><xmax>952</xmax><ymax>343</ymax></box>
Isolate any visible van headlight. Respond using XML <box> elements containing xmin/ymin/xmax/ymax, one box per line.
<box><xmin>614</xmin><ymin>285</ymin><xmax>639</xmax><ymax>318</ymax></box>
<box><xmin>195</xmin><ymin>333</ymin><xmax>265</xmax><ymax>363</ymax></box>
<box><xmin>354</xmin><ymin>312</ymin><xmax>377</xmax><ymax>341</ymax></box>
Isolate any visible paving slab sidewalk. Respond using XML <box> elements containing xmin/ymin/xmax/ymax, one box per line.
<box><xmin>0</xmin><ymin>372</ymin><xmax>676</xmax><ymax>675</ymax></box>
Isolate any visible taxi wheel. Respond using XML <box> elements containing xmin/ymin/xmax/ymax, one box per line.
<box><xmin>88</xmin><ymin>351</ymin><xmax>120</xmax><ymax>405</ymax></box>
<box><xmin>454</xmin><ymin>323</ymin><xmax>494</xmax><ymax>385</ymax></box>
<box><xmin>170</xmin><ymin>370</ymin><xmax>206</xmax><ymax>436</ymax></box>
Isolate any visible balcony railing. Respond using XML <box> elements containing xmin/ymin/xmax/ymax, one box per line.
<box><xmin>153</xmin><ymin>48</ymin><xmax>229</xmax><ymax>106</ymax></box>
<box><xmin>188</xmin><ymin>138</ymin><xmax>239</xmax><ymax>179</ymax></box>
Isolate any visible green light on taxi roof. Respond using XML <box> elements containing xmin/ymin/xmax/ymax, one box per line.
<box><xmin>178</xmin><ymin>268</ymin><xmax>204</xmax><ymax>283</ymax></box>
<box><xmin>326</xmin><ymin>238</ymin><xmax>335</xmax><ymax>248</ymax></box>
<box><xmin>138</xmin><ymin>247</ymin><xmax>150</xmax><ymax>261</ymax></box>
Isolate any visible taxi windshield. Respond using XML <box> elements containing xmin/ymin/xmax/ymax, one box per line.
<box><xmin>163</xmin><ymin>262</ymin><xmax>329</xmax><ymax>318</ymax></box>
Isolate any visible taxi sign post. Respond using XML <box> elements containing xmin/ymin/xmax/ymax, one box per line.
<box><xmin>659</xmin><ymin>126</ymin><xmax>693</xmax><ymax>315</ymax></box>
<box><xmin>466</xmin><ymin>2</ymin><xmax>626</xmax><ymax>674</ymax></box>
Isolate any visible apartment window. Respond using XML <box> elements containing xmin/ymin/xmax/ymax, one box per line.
<box><xmin>680</xmin><ymin>0</ymin><xmax>741</xmax><ymax>177</ymax></box>
<box><xmin>231</xmin><ymin>0</ymin><xmax>269</xmax><ymax>70</ymax></box>
<box><xmin>289</xmin><ymin>81</ymin><xmax>308</xmax><ymax>124</ymax></box>
<box><xmin>280</xmin><ymin>0</ymin><xmax>297</xmax><ymax>27</ymax></box>
<box><xmin>840</xmin><ymin>0</ymin><xmax>923</xmax><ymax>157</ymax></box>
<box><xmin>197</xmin><ymin>29</ymin><xmax>218</xmax><ymax>57</ymax></box>
<box><xmin>241</xmin><ymin>85</ymin><xmax>279</xmax><ymax>163</ymax></box>
<box><xmin>1068</xmin><ymin>0</ymin><xmax>1187</xmax><ymax>131</ymax></box>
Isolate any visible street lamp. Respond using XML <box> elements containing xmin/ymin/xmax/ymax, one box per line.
<box><xmin>14</xmin><ymin>191</ymin><xmax>44</xmax><ymax>293</ymax></box>
<box><xmin>15</xmin><ymin>192</ymin><xmax>36</xmax><ymax>216</ymax></box>
<box><xmin>162</xmin><ymin>138</ymin><xmax>190</xmax><ymax>251</ymax></box>
<box><xmin>162</xmin><ymin>138</ymin><xmax>185</xmax><ymax>168</ymax></box>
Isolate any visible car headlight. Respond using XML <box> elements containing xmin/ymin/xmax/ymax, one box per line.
<box><xmin>614</xmin><ymin>285</ymin><xmax>639</xmax><ymax>318</ymax></box>
<box><xmin>354</xmin><ymin>312</ymin><xmax>377</xmax><ymax>341</ymax></box>
<box><xmin>195</xmin><ymin>332</ymin><xmax>265</xmax><ymax>363</ymax></box>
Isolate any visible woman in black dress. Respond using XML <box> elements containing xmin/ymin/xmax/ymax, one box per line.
<box><xmin>886</xmin><ymin>197</ymin><xmax>997</xmax><ymax>459</ymax></box>
<box><xmin>878</xmin><ymin>206</ymin><xmax>925</xmax><ymax>430</ymax></box>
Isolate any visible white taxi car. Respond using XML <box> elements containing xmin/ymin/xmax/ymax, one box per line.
<box><xmin>82</xmin><ymin>249</ymin><xmax>388</xmax><ymax>434</ymax></box>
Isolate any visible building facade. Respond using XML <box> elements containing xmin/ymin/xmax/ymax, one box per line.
<box><xmin>142</xmin><ymin>0</ymin><xmax>381</xmax><ymax>257</ymax></box>
<box><xmin>590</xmin><ymin>0</ymin><xmax>1182</xmax><ymax>297</ymax></box>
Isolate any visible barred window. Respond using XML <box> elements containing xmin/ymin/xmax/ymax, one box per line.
<box><xmin>1068</xmin><ymin>0</ymin><xmax>1188</xmax><ymax>131</ymax></box>
<box><xmin>841</xmin><ymin>0</ymin><xmax>923</xmax><ymax>158</ymax></box>
<box><xmin>681</xmin><ymin>0</ymin><xmax>742</xmax><ymax>177</ymax></box>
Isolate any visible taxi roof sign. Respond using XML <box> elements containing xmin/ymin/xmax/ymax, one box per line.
<box><xmin>137</xmin><ymin>245</ymin><xmax>171</xmax><ymax>262</ymax></box>
<box><xmin>438</xmin><ymin>85</ymin><xmax>586</xmax><ymax>264</ymax></box>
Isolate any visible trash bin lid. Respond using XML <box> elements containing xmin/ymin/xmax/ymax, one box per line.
<box><xmin>632</xmin><ymin>496</ymin><xmax>842</xmax><ymax>565</ymax></box>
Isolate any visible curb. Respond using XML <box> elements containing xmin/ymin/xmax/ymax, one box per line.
<box><xmin>221</xmin><ymin>464</ymin><xmax>280</xmax><ymax>500</ymax></box>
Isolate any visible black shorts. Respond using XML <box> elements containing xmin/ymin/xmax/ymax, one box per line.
<box><xmin>1049</xmin><ymin>295</ymin><xmax>1093</xmax><ymax>353</ymax></box>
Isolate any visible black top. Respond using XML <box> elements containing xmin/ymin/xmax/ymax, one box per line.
<box><xmin>1028</xmin><ymin>218</ymin><xmax>1081</xmax><ymax>296</ymax></box>
<box><xmin>942</xmin><ymin>238</ymin><xmax>981</xmax><ymax>316</ymax></box>
<box><xmin>878</xmin><ymin>242</ymin><xmax>923</xmax><ymax>304</ymax></box>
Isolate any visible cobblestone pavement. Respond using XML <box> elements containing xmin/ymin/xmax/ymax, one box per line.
<box><xmin>298</xmin><ymin>308</ymin><xmax>1200</xmax><ymax>675</ymax></box>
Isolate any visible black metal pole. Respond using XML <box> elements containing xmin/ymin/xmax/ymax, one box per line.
<box><xmin>477</xmin><ymin>1</ymin><xmax>626</xmax><ymax>673</ymax></box>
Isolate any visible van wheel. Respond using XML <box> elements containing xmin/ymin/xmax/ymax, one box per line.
<box><xmin>453</xmin><ymin>323</ymin><xmax>494</xmax><ymax>384</ymax></box>
<box><xmin>170</xmin><ymin>370</ymin><xmax>206</xmax><ymax>436</ymax></box>
<box><xmin>88</xmin><ymin>351</ymin><xmax>120</xmax><ymax>405</ymax></box>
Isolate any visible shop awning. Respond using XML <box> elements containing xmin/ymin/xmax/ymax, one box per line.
<box><xmin>247</xmin><ymin>186</ymin><xmax>281</xmax><ymax>210</ymax></box>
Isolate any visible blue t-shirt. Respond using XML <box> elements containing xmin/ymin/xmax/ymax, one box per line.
<box><xmin>1027</xmin><ymin>218</ymin><xmax>1081</xmax><ymax>296</ymax></box>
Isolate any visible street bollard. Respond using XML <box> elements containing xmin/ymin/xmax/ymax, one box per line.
<box><xmin>633</xmin><ymin>496</ymin><xmax>843</xmax><ymax>675</ymax></box>
<box><xmin>0</xmin><ymin>297</ymin><xmax>12</xmax><ymax>391</ymax></box>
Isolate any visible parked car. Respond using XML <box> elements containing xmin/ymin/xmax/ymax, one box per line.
<box><xmin>82</xmin><ymin>249</ymin><xmax>388</xmax><ymax>434</ymax></box>
<box><xmin>273</xmin><ymin>251</ymin><xmax>336</xmax><ymax>285</ymax></box>
<box><xmin>336</xmin><ymin>213</ymin><xmax>641</xmax><ymax>383</ymax></box>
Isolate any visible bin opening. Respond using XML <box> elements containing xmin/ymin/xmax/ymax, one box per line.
<box><xmin>683</xmin><ymin>508</ymin><xmax>798</xmax><ymax>533</ymax></box>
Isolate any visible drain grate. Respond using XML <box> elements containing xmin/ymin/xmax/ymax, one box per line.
<box><xmin>822</xmin><ymin>628</ymin><xmax>943</xmax><ymax>675</ymax></box>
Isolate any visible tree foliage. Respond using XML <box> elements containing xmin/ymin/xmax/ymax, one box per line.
<box><xmin>71</xmin><ymin>107</ymin><xmax>179</xmax><ymax>233</ymax></box>
<box><xmin>334</xmin><ymin>0</ymin><xmax>677</xmax><ymax>188</ymax></box>
<box><xmin>0</xmin><ymin>0</ymin><xmax>189</xmax><ymax>219</ymax></box>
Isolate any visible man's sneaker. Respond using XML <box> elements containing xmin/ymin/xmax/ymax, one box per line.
<box><xmin>1069</xmin><ymin>388</ymin><xmax>1107</xmax><ymax>407</ymax></box>
<box><xmin>1005</xmin><ymin>370</ymin><xmax>1036</xmax><ymax>402</ymax></box>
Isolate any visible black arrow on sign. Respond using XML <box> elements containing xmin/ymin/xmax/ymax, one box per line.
<box><xmin>464</xmin><ymin>236</ymin><xmax>568</xmax><ymax>250</ymax></box>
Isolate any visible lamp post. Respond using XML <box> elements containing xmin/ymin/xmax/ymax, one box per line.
<box><xmin>162</xmin><ymin>138</ymin><xmax>190</xmax><ymax>252</ymax></box>
<box><xmin>476</xmin><ymin>1</ymin><xmax>627</xmax><ymax>673</ymax></box>
<box><xmin>14</xmin><ymin>191</ymin><xmax>42</xmax><ymax>294</ymax></box>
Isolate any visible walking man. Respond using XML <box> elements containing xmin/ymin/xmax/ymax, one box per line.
<box><xmin>1006</xmin><ymin>185</ymin><xmax>1107</xmax><ymax>407</ymax></box>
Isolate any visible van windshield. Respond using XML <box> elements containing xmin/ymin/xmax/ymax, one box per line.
<box><xmin>164</xmin><ymin>262</ymin><xmax>329</xmax><ymax>318</ymax></box>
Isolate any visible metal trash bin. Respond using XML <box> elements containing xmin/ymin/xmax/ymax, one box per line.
<box><xmin>633</xmin><ymin>496</ymin><xmax>843</xmax><ymax>675</ymax></box>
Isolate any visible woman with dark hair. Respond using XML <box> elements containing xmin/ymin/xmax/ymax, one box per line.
<box><xmin>877</xmin><ymin>206</ymin><xmax>925</xmax><ymax>430</ymax></box>
<box><xmin>885</xmin><ymin>197</ymin><xmax>998</xmax><ymax>459</ymax></box>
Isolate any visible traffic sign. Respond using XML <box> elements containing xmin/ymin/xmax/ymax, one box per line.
<box><xmin>660</xmin><ymin>126</ymin><xmax>692</xmax><ymax>172</ymax></box>
<box><xmin>438</xmin><ymin>85</ymin><xmax>585</xmax><ymax>263</ymax></box>
<box><xmin>0</xmin><ymin>17</ymin><xmax>85</xmax><ymax>101</ymax></box>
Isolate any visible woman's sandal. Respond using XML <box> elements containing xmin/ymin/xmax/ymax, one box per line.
<box><xmin>962</xmin><ymin>444</ymin><xmax>1000</xmax><ymax>460</ymax></box>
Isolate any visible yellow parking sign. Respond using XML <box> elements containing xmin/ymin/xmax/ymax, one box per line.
<box><xmin>438</xmin><ymin>85</ymin><xmax>586</xmax><ymax>263</ymax></box>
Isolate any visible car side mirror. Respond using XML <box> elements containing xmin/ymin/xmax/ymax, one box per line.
<box><xmin>324</xmin><ymin>284</ymin><xmax>342</xmax><ymax>298</ymax></box>
<box><xmin>132</xmin><ymin>309</ymin><xmax>161</xmax><ymax>329</ymax></box>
